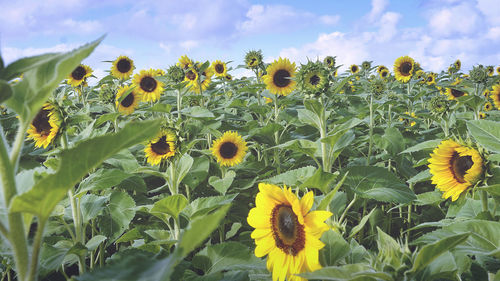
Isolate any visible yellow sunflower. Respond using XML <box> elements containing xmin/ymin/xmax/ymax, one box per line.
<box><xmin>212</xmin><ymin>60</ymin><xmax>228</xmax><ymax>77</ymax></box>
<box><xmin>482</xmin><ymin>89</ymin><xmax>490</xmax><ymax>98</ymax></box>
<box><xmin>377</xmin><ymin>65</ymin><xmax>387</xmax><ymax>73</ymax></box>
<box><xmin>191</xmin><ymin>67</ymin><xmax>214</xmax><ymax>94</ymax></box>
<box><xmin>487</xmin><ymin>66</ymin><xmax>494</xmax><ymax>76</ymax></box>
<box><xmin>393</xmin><ymin>56</ymin><xmax>414</xmax><ymax>83</ymax></box>
<box><xmin>479</xmin><ymin>112</ymin><xmax>486</xmax><ymax>119</ymax></box>
<box><xmin>323</xmin><ymin>56</ymin><xmax>335</xmax><ymax>68</ymax></box>
<box><xmin>111</xmin><ymin>55</ymin><xmax>134</xmax><ymax>79</ymax></box>
<box><xmin>496</xmin><ymin>66</ymin><xmax>500</xmax><ymax>75</ymax></box>
<box><xmin>379</xmin><ymin>69</ymin><xmax>389</xmax><ymax>79</ymax></box>
<box><xmin>247</xmin><ymin>183</ymin><xmax>332</xmax><ymax>281</ymax></box>
<box><xmin>350</xmin><ymin>64</ymin><xmax>359</xmax><ymax>74</ymax></box>
<box><xmin>115</xmin><ymin>85</ymin><xmax>141</xmax><ymax>115</ymax></box>
<box><xmin>225</xmin><ymin>74</ymin><xmax>233</xmax><ymax>81</ymax></box>
<box><xmin>211</xmin><ymin>131</ymin><xmax>248</xmax><ymax>167</ymax></box>
<box><xmin>144</xmin><ymin>130</ymin><xmax>176</xmax><ymax>166</ymax></box>
<box><xmin>132</xmin><ymin>69</ymin><xmax>164</xmax><ymax>102</ymax></box>
<box><xmin>399</xmin><ymin>111</ymin><xmax>416</xmax><ymax>127</ymax></box>
<box><xmin>426</xmin><ymin>73</ymin><xmax>436</xmax><ymax>85</ymax></box>
<box><xmin>454</xmin><ymin>59</ymin><xmax>461</xmax><ymax>71</ymax></box>
<box><xmin>484</xmin><ymin>102</ymin><xmax>493</xmax><ymax>111</ymax></box>
<box><xmin>178</xmin><ymin>55</ymin><xmax>193</xmax><ymax>70</ymax></box>
<box><xmin>446</xmin><ymin>87</ymin><xmax>467</xmax><ymax>100</ymax></box>
<box><xmin>68</xmin><ymin>64</ymin><xmax>92</xmax><ymax>87</ymax></box>
<box><xmin>26</xmin><ymin>103</ymin><xmax>61</xmax><ymax>148</ymax></box>
<box><xmin>245</xmin><ymin>50</ymin><xmax>263</xmax><ymax>69</ymax></box>
<box><xmin>262</xmin><ymin>57</ymin><xmax>297</xmax><ymax>96</ymax></box>
<box><xmin>490</xmin><ymin>84</ymin><xmax>500</xmax><ymax>110</ymax></box>
<box><xmin>428</xmin><ymin>140</ymin><xmax>483</xmax><ymax>201</ymax></box>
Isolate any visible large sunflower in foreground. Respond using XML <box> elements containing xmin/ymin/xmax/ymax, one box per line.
<box><xmin>144</xmin><ymin>130</ymin><xmax>176</xmax><ymax>165</ymax></box>
<box><xmin>132</xmin><ymin>69</ymin><xmax>164</xmax><ymax>102</ymax></box>
<box><xmin>393</xmin><ymin>56</ymin><xmax>414</xmax><ymax>83</ymax></box>
<box><xmin>212</xmin><ymin>60</ymin><xmax>228</xmax><ymax>77</ymax></box>
<box><xmin>68</xmin><ymin>64</ymin><xmax>92</xmax><ymax>87</ymax></box>
<box><xmin>262</xmin><ymin>58</ymin><xmax>297</xmax><ymax>96</ymax></box>
<box><xmin>115</xmin><ymin>85</ymin><xmax>141</xmax><ymax>115</ymax></box>
<box><xmin>211</xmin><ymin>131</ymin><xmax>248</xmax><ymax>167</ymax></box>
<box><xmin>490</xmin><ymin>84</ymin><xmax>500</xmax><ymax>110</ymax></box>
<box><xmin>428</xmin><ymin>140</ymin><xmax>483</xmax><ymax>201</ymax></box>
<box><xmin>247</xmin><ymin>183</ymin><xmax>332</xmax><ymax>281</ymax></box>
<box><xmin>27</xmin><ymin>103</ymin><xmax>61</xmax><ymax>148</ymax></box>
<box><xmin>111</xmin><ymin>55</ymin><xmax>135</xmax><ymax>79</ymax></box>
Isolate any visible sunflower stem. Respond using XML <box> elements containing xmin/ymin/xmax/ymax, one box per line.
<box><xmin>26</xmin><ymin>218</ymin><xmax>46</xmax><ymax>281</ymax></box>
<box><xmin>339</xmin><ymin>194</ymin><xmax>357</xmax><ymax>225</ymax></box>
<box><xmin>481</xmin><ymin>190</ymin><xmax>489</xmax><ymax>214</ymax></box>
<box><xmin>177</xmin><ymin>88</ymin><xmax>182</xmax><ymax>119</ymax></box>
<box><xmin>273</xmin><ymin>96</ymin><xmax>281</xmax><ymax>174</ymax></box>
<box><xmin>366</xmin><ymin>93</ymin><xmax>374</xmax><ymax>165</ymax></box>
<box><xmin>9</xmin><ymin>120</ymin><xmax>28</xmax><ymax>169</ymax></box>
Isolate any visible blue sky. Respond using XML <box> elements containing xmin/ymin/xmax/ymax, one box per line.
<box><xmin>1</xmin><ymin>0</ymin><xmax>499</xmax><ymax>79</ymax></box>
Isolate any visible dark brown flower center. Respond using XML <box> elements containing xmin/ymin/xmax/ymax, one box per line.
<box><xmin>32</xmin><ymin>109</ymin><xmax>52</xmax><ymax>136</ymax></box>
<box><xmin>140</xmin><ymin>76</ymin><xmax>157</xmax><ymax>92</ymax></box>
<box><xmin>273</xmin><ymin>69</ymin><xmax>291</xmax><ymax>88</ymax></box>
<box><xmin>71</xmin><ymin>66</ymin><xmax>86</xmax><ymax>80</ymax></box>
<box><xmin>215</xmin><ymin>64</ymin><xmax>224</xmax><ymax>74</ymax></box>
<box><xmin>117</xmin><ymin>59</ymin><xmax>132</xmax><ymax>73</ymax></box>
<box><xmin>270</xmin><ymin>204</ymin><xmax>305</xmax><ymax>256</ymax></box>
<box><xmin>121</xmin><ymin>93</ymin><xmax>134</xmax><ymax>107</ymax></box>
<box><xmin>400</xmin><ymin>62</ymin><xmax>412</xmax><ymax>76</ymax></box>
<box><xmin>381</xmin><ymin>71</ymin><xmax>388</xmax><ymax>77</ymax></box>
<box><xmin>151</xmin><ymin>136</ymin><xmax>170</xmax><ymax>155</ymax></box>
<box><xmin>309</xmin><ymin>74</ymin><xmax>320</xmax><ymax>86</ymax></box>
<box><xmin>250</xmin><ymin>58</ymin><xmax>257</xmax><ymax>66</ymax></box>
<box><xmin>326</xmin><ymin>58</ymin><xmax>332</xmax><ymax>65</ymax></box>
<box><xmin>451</xmin><ymin>89</ymin><xmax>465</xmax><ymax>98</ymax></box>
<box><xmin>450</xmin><ymin>152</ymin><xmax>473</xmax><ymax>183</ymax></box>
<box><xmin>351</xmin><ymin>66</ymin><xmax>358</xmax><ymax>73</ymax></box>
<box><xmin>219</xmin><ymin>142</ymin><xmax>238</xmax><ymax>159</ymax></box>
<box><xmin>186</xmin><ymin>70</ymin><xmax>197</xmax><ymax>81</ymax></box>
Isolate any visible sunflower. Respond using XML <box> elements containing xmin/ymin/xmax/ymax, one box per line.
<box><xmin>484</xmin><ymin>102</ymin><xmax>493</xmax><ymax>111</ymax></box>
<box><xmin>393</xmin><ymin>56</ymin><xmax>414</xmax><ymax>83</ymax></box>
<box><xmin>262</xmin><ymin>57</ymin><xmax>297</xmax><ymax>96</ymax></box>
<box><xmin>68</xmin><ymin>64</ymin><xmax>92</xmax><ymax>87</ymax></box>
<box><xmin>144</xmin><ymin>130</ymin><xmax>176</xmax><ymax>166</ymax></box>
<box><xmin>379</xmin><ymin>69</ymin><xmax>389</xmax><ymax>79</ymax></box>
<box><xmin>428</xmin><ymin>140</ymin><xmax>483</xmax><ymax>201</ymax></box>
<box><xmin>264</xmin><ymin>97</ymin><xmax>273</xmax><ymax>104</ymax></box>
<box><xmin>483</xmin><ymin>89</ymin><xmax>490</xmax><ymax>98</ymax></box>
<box><xmin>247</xmin><ymin>183</ymin><xmax>332</xmax><ymax>281</ymax></box>
<box><xmin>479</xmin><ymin>112</ymin><xmax>486</xmax><ymax>119</ymax></box>
<box><xmin>323</xmin><ymin>56</ymin><xmax>335</xmax><ymax>68</ymax></box>
<box><xmin>415</xmin><ymin>70</ymin><xmax>425</xmax><ymax>83</ymax></box>
<box><xmin>350</xmin><ymin>64</ymin><xmax>359</xmax><ymax>74</ymax></box>
<box><xmin>399</xmin><ymin>111</ymin><xmax>416</xmax><ymax>127</ymax></box>
<box><xmin>454</xmin><ymin>59</ymin><xmax>461</xmax><ymax>71</ymax></box>
<box><xmin>496</xmin><ymin>66</ymin><xmax>500</xmax><ymax>75</ymax></box>
<box><xmin>225</xmin><ymin>74</ymin><xmax>233</xmax><ymax>81</ymax></box>
<box><xmin>211</xmin><ymin>131</ymin><xmax>248</xmax><ymax>167</ymax></box>
<box><xmin>132</xmin><ymin>69</ymin><xmax>164</xmax><ymax>102</ymax></box>
<box><xmin>115</xmin><ymin>85</ymin><xmax>141</xmax><ymax>115</ymax></box>
<box><xmin>184</xmin><ymin>68</ymin><xmax>199</xmax><ymax>87</ymax></box>
<box><xmin>377</xmin><ymin>65</ymin><xmax>388</xmax><ymax>73</ymax></box>
<box><xmin>26</xmin><ymin>103</ymin><xmax>61</xmax><ymax>148</ymax></box>
<box><xmin>245</xmin><ymin>50</ymin><xmax>263</xmax><ymax>69</ymax></box>
<box><xmin>212</xmin><ymin>60</ymin><xmax>228</xmax><ymax>77</ymax></box>
<box><xmin>490</xmin><ymin>84</ymin><xmax>500</xmax><ymax>110</ymax></box>
<box><xmin>426</xmin><ymin>73</ymin><xmax>436</xmax><ymax>85</ymax></box>
<box><xmin>191</xmin><ymin>66</ymin><xmax>214</xmax><ymax>94</ymax></box>
<box><xmin>111</xmin><ymin>55</ymin><xmax>134</xmax><ymax>79</ymax></box>
<box><xmin>487</xmin><ymin>66</ymin><xmax>494</xmax><ymax>76</ymax></box>
<box><xmin>178</xmin><ymin>55</ymin><xmax>193</xmax><ymax>70</ymax></box>
<box><xmin>446</xmin><ymin>87</ymin><xmax>467</xmax><ymax>100</ymax></box>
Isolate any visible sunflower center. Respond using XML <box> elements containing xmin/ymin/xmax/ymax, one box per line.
<box><xmin>219</xmin><ymin>142</ymin><xmax>238</xmax><ymax>159</ymax></box>
<box><xmin>270</xmin><ymin>205</ymin><xmax>305</xmax><ymax>256</ymax></box>
<box><xmin>381</xmin><ymin>71</ymin><xmax>388</xmax><ymax>77</ymax></box>
<box><xmin>309</xmin><ymin>74</ymin><xmax>320</xmax><ymax>86</ymax></box>
<box><xmin>117</xmin><ymin>59</ymin><xmax>131</xmax><ymax>73</ymax></box>
<box><xmin>151</xmin><ymin>136</ymin><xmax>170</xmax><ymax>155</ymax></box>
<box><xmin>32</xmin><ymin>109</ymin><xmax>52</xmax><ymax>136</ymax></box>
<box><xmin>451</xmin><ymin>89</ymin><xmax>465</xmax><ymax>98</ymax></box>
<box><xmin>326</xmin><ymin>58</ymin><xmax>332</xmax><ymax>65</ymax></box>
<box><xmin>215</xmin><ymin>64</ymin><xmax>224</xmax><ymax>74</ymax></box>
<box><xmin>400</xmin><ymin>62</ymin><xmax>412</xmax><ymax>76</ymax></box>
<box><xmin>273</xmin><ymin>69</ymin><xmax>291</xmax><ymax>88</ymax></box>
<box><xmin>121</xmin><ymin>93</ymin><xmax>134</xmax><ymax>107</ymax></box>
<box><xmin>351</xmin><ymin>66</ymin><xmax>358</xmax><ymax>72</ymax></box>
<box><xmin>450</xmin><ymin>153</ymin><xmax>473</xmax><ymax>183</ymax></box>
<box><xmin>71</xmin><ymin>66</ymin><xmax>86</xmax><ymax>80</ymax></box>
<box><xmin>250</xmin><ymin>58</ymin><xmax>257</xmax><ymax>66</ymax></box>
<box><xmin>186</xmin><ymin>70</ymin><xmax>196</xmax><ymax>81</ymax></box>
<box><xmin>140</xmin><ymin>76</ymin><xmax>157</xmax><ymax>92</ymax></box>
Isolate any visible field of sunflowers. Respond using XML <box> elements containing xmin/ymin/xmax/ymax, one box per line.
<box><xmin>1</xmin><ymin>37</ymin><xmax>500</xmax><ymax>281</ymax></box>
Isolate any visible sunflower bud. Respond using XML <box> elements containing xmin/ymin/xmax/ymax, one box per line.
<box><xmin>245</xmin><ymin>50</ymin><xmax>263</xmax><ymax>69</ymax></box>
<box><xmin>370</xmin><ymin>79</ymin><xmax>386</xmax><ymax>95</ymax></box>
<box><xmin>166</xmin><ymin>65</ymin><xmax>185</xmax><ymax>84</ymax></box>
<box><xmin>429</xmin><ymin>96</ymin><xmax>448</xmax><ymax>114</ymax></box>
<box><xmin>469</xmin><ymin>65</ymin><xmax>488</xmax><ymax>84</ymax></box>
<box><xmin>323</xmin><ymin>56</ymin><xmax>336</xmax><ymax>68</ymax></box>
<box><xmin>297</xmin><ymin>61</ymin><xmax>329</xmax><ymax>97</ymax></box>
<box><xmin>362</xmin><ymin>61</ymin><xmax>372</xmax><ymax>70</ymax></box>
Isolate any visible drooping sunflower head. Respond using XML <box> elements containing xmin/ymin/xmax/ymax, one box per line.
<box><xmin>111</xmin><ymin>55</ymin><xmax>135</xmax><ymax>79</ymax></box>
<box><xmin>262</xmin><ymin>57</ymin><xmax>297</xmax><ymax>96</ymax></box>
<box><xmin>27</xmin><ymin>103</ymin><xmax>61</xmax><ymax>148</ymax></box>
<box><xmin>178</xmin><ymin>55</ymin><xmax>193</xmax><ymax>70</ymax></box>
<box><xmin>297</xmin><ymin>61</ymin><xmax>329</xmax><ymax>96</ymax></box>
<box><xmin>190</xmin><ymin>66</ymin><xmax>214</xmax><ymax>94</ymax></box>
<box><xmin>144</xmin><ymin>129</ymin><xmax>177</xmax><ymax>166</ymax></box>
<box><xmin>350</xmin><ymin>64</ymin><xmax>359</xmax><ymax>74</ymax></box>
<box><xmin>323</xmin><ymin>56</ymin><xmax>336</xmax><ymax>68</ymax></box>
<box><xmin>490</xmin><ymin>84</ymin><xmax>500</xmax><ymax>110</ymax></box>
<box><xmin>211</xmin><ymin>131</ymin><xmax>248</xmax><ymax>167</ymax></box>
<box><xmin>379</xmin><ymin>69</ymin><xmax>390</xmax><ymax>79</ymax></box>
<box><xmin>393</xmin><ymin>56</ymin><xmax>415</xmax><ymax>83</ymax></box>
<box><xmin>428</xmin><ymin>140</ymin><xmax>483</xmax><ymax>201</ymax></box>
<box><xmin>245</xmin><ymin>50</ymin><xmax>263</xmax><ymax>69</ymax></box>
<box><xmin>115</xmin><ymin>85</ymin><xmax>142</xmax><ymax>115</ymax></box>
<box><xmin>454</xmin><ymin>59</ymin><xmax>461</xmax><ymax>70</ymax></box>
<box><xmin>212</xmin><ymin>60</ymin><xmax>228</xmax><ymax>77</ymax></box>
<box><xmin>132</xmin><ymin>69</ymin><xmax>164</xmax><ymax>102</ymax></box>
<box><xmin>68</xmin><ymin>64</ymin><xmax>92</xmax><ymax>87</ymax></box>
<box><xmin>247</xmin><ymin>183</ymin><xmax>332</xmax><ymax>281</ymax></box>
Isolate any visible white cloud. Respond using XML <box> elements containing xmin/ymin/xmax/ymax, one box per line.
<box><xmin>61</xmin><ymin>19</ymin><xmax>102</xmax><ymax>34</ymax></box>
<box><xmin>238</xmin><ymin>4</ymin><xmax>312</xmax><ymax>34</ymax></box>
<box><xmin>2</xmin><ymin>44</ymin><xmax>77</xmax><ymax>64</ymax></box>
<box><xmin>476</xmin><ymin>0</ymin><xmax>500</xmax><ymax>25</ymax></box>
<box><xmin>368</xmin><ymin>0</ymin><xmax>389</xmax><ymax>22</ymax></box>
<box><xmin>428</xmin><ymin>3</ymin><xmax>479</xmax><ymax>36</ymax></box>
<box><xmin>319</xmin><ymin>15</ymin><xmax>341</xmax><ymax>25</ymax></box>
<box><xmin>179</xmin><ymin>40</ymin><xmax>199</xmax><ymax>51</ymax></box>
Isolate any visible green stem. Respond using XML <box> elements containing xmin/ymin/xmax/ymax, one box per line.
<box><xmin>319</xmin><ymin>98</ymin><xmax>329</xmax><ymax>172</ymax></box>
<box><xmin>9</xmin><ymin>121</ymin><xmax>28</xmax><ymax>169</ymax></box>
<box><xmin>273</xmin><ymin>97</ymin><xmax>281</xmax><ymax>174</ymax></box>
<box><xmin>481</xmin><ymin>190</ymin><xmax>489</xmax><ymax>214</ymax></box>
<box><xmin>177</xmin><ymin>88</ymin><xmax>182</xmax><ymax>119</ymax></box>
<box><xmin>0</xmin><ymin>127</ymin><xmax>28</xmax><ymax>281</ymax></box>
<box><xmin>367</xmin><ymin>93</ymin><xmax>374</xmax><ymax>165</ymax></box>
<box><xmin>26</xmin><ymin>219</ymin><xmax>46</xmax><ymax>281</ymax></box>
<box><xmin>339</xmin><ymin>194</ymin><xmax>357</xmax><ymax>225</ymax></box>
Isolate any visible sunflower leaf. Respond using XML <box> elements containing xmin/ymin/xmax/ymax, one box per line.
<box><xmin>9</xmin><ymin>119</ymin><xmax>161</xmax><ymax>220</ymax></box>
<box><xmin>0</xmin><ymin>79</ymin><xmax>13</xmax><ymax>104</ymax></box>
<box><xmin>467</xmin><ymin>120</ymin><xmax>500</xmax><ymax>153</ymax></box>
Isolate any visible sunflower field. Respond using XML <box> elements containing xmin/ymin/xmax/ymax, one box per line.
<box><xmin>1</xmin><ymin>37</ymin><xmax>500</xmax><ymax>281</ymax></box>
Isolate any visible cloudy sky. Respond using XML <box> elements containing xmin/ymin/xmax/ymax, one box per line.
<box><xmin>1</xmin><ymin>0</ymin><xmax>499</xmax><ymax>79</ymax></box>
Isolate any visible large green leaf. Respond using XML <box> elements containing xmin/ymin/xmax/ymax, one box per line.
<box><xmin>209</xmin><ymin>170</ymin><xmax>236</xmax><ymax>195</ymax></box>
<box><xmin>100</xmin><ymin>191</ymin><xmax>136</xmax><ymax>244</ymax></box>
<box><xmin>297</xmin><ymin>108</ymin><xmax>322</xmax><ymax>130</ymax></box>
<box><xmin>0</xmin><ymin>79</ymin><xmax>12</xmax><ymax>103</ymax></box>
<box><xmin>5</xmin><ymin>37</ymin><xmax>103</xmax><ymax>123</ymax></box>
<box><xmin>80</xmin><ymin>194</ymin><xmax>108</xmax><ymax>223</ymax></box>
<box><xmin>197</xmin><ymin>242</ymin><xmax>264</xmax><ymax>274</ymax></box>
<box><xmin>183</xmin><ymin>155</ymin><xmax>210</xmax><ymax>190</ymax></box>
<box><xmin>298</xmin><ymin>264</ymin><xmax>392</xmax><ymax>280</ymax></box>
<box><xmin>300</xmin><ymin>169</ymin><xmax>339</xmax><ymax>194</ymax></box>
<box><xmin>151</xmin><ymin>194</ymin><xmax>188</xmax><ymax>220</ymax></box>
<box><xmin>265</xmin><ymin>166</ymin><xmax>316</xmax><ymax>186</ymax></box>
<box><xmin>343</xmin><ymin>166</ymin><xmax>416</xmax><ymax>203</ymax></box>
<box><xmin>183</xmin><ymin>194</ymin><xmax>236</xmax><ymax>220</ymax></box>
<box><xmin>10</xmin><ymin>120</ymin><xmax>161</xmax><ymax>219</ymax></box>
<box><xmin>400</xmin><ymin>139</ymin><xmax>442</xmax><ymax>154</ymax></box>
<box><xmin>76</xmin><ymin>168</ymin><xmax>132</xmax><ymax>196</ymax></box>
<box><xmin>467</xmin><ymin>120</ymin><xmax>500</xmax><ymax>153</ymax></box>
<box><xmin>380</xmin><ymin>127</ymin><xmax>405</xmax><ymax>155</ymax></box>
<box><xmin>0</xmin><ymin>53</ymin><xmax>58</xmax><ymax>81</ymax></box>
<box><xmin>276</xmin><ymin>139</ymin><xmax>318</xmax><ymax>160</ymax></box>
<box><xmin>320</xmin><ymin>230</ymin><xmax>350</xmax><ymax>267</ymax></box>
